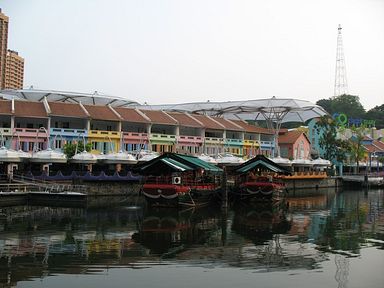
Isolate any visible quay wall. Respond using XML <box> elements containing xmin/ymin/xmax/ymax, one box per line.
<box><xmin>84</xmin><ymin>181</ymin><xmax>142</xmax><ymax>196</ymax></box>
<box><xmin>283</xmin><ymin>177</ymin><xmax>341</xmax><ymax>192</ymax></box>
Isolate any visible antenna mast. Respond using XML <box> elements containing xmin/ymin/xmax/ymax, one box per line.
<box><xmin>334</xmin><ymin>24</ymin><xmax>348</xmax><ymax>97</ymax></box>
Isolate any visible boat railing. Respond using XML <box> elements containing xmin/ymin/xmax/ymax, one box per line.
<box><xmin>145</xmin><ymin>175</ymin><xmax>219</xmax><ymax>186</ymax></box>
<box><xmin>6</xmin><ymin>174</ymin><xmax>87</xmax><ymax>194</ymax></box>
<box><xmin>283</xmin><ymin>171</ymin><xmax>328</xmax><ymax>179</ymax></box>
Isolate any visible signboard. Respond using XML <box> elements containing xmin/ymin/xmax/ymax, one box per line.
<box><xmin>333</xmin><ymin>113</ymin><xmax>376</xmax><ymax>128</ymax></box>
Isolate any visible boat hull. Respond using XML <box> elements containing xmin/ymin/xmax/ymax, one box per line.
<box><xmin>232</xmin><ymin>181</ymin><xmax>286</xmax><ymax>203</ymax></box>
<box><xmin>142</xmin><ymin>183</ymin><xmax>221</xmax><ymax>207</ymax></box>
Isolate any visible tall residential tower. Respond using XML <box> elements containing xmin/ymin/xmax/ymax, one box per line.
<box><xmin>5</xmin><ymin>49</ymin><xmax>24</xmax><ymax>89</ymax></box>
<box><xmin>0</xmin><ymin>9</ymin><xmax>9</xmax><ymax>89</ymax></box>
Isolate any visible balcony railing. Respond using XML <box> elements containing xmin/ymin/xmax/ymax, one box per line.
<box><xmin>0</xmin><ymin>128</ymin><xmax>12</xmax><ymax>136</ymax></box>
<box><xmin>88</xmin><ymin>130</ymin><xmax>121</xmax><ymax>139</ymax></box>
<box><xmin>224</xmin><ymin>138</ymin><xmax>243</xmax><ymax>146</ymax></box>
<box><xmin>50</xmin><ymin>128</ymin><xmax>87</xmax><ymax>137</ymax></box>
<box><xmin>260</xmin><ymin>141</ymin><xmax>274</xmax><ymax>148</ymax></box>
<box><xmin>243</xmin><ymin>139</ymin><xmax>260</xmax><ymax>147</ymax></box>
<box><xmin>177</xmin><ymin>135</ymin><xmax>203</xmax><ymax>143</ymax></box>
<box><xmin>150</xmin><ymin>134</ymin><xmax>177</xmax><ymax>143</ymax></box>
<box><xmin>204</xmin><ymin>137</ymin><xmax>224</xmax><ymax>144</ymax></box>
<box><xmin>13</xmin><ymin>128</ymin><xmax>47</xmax><ymax>138</ymax></box>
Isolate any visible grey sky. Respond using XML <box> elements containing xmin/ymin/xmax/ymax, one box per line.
<box><xmin>2</xmin><ymin>0</ymin><xmax>384</xmax><ymax>110</ymax></box>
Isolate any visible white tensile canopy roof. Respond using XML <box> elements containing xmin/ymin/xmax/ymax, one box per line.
<box><xmin>138</xmin><ymin>96</ymin><xmax>328</xmax><ymax>157</ymax></box>
<box><xmin>0</xmin><ymin>88</ymin><xmax>140</xmax><ymax>107</ymax></box>
<box><xmin>137</xmin><ymin>96</ymin><xmax>328</xmax><ymax>123</ymax></box>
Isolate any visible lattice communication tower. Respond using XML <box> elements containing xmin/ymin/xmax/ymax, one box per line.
<box><xmin>334</xmin><ymin>24</ymin><xmax>348</xmax><ymax>97</ymax></box>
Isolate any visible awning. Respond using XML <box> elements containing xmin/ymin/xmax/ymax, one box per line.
<box><xmin>160</xmin><ymin>158</ymin><xmax>194</xmax><ymax>171</ymax></box>
<box><xmin>237</xmin><ymin>159</ymin><xmax>287</xmax><ymax>174</ymax></box>
<box><xmin>234</xmin><ymin>154</ymin><xmax>291</xmax><ymax>175</ymax></box>
<box><xmin>177</xmin><ymin>154</ymin><xmax>223</xmax><ymax>172</ymax></box>
<box><xmin>135</xmin><ymin>152</ymin><xmax>223</xmax><ymax>175</ymax></box>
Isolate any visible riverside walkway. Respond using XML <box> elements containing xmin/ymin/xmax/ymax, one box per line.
<box><xmin>341</xmin><ymin>174</ymin><xmax>384</xmax><ymax>187</ymax></box>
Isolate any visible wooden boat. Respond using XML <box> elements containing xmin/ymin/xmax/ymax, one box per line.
<box><xmin>134</xmin><ymin>153</ymin><xmax>223</xmax><ymax>207</ymax></box>
<box><xmin>232</xmin><ymin>155</ymin><xmax>290</xmax><ymax>203</ymax></box>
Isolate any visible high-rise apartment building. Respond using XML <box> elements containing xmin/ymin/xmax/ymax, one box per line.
<box><xmin>5</xmin><ymin>49</ymin><xmax>24</xmax><ymax>89</ymax></box>
<box><xmin>0</xmin><ymin>9</ymin><xmax>9</xmax><ymax>89</ymax></box>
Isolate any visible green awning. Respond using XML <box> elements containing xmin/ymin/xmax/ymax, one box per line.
<box><xmin>236</xmin><ymin>159</ymin><xmax>286</xmax><ymax>174</ymax></box>
<box><xmin>177</xmin><ymin>154</ymin><xmax>223</xmax><ymax>173</ymax></box>
<box><xmin>160</xmin><ymin>158</ymin><xmax>194</xmax><ymax>171</ymax></box>
<box><xmin>136</xmin><ymin>153</ymin><xmax>223</xmax><ymax>175</ymax></box>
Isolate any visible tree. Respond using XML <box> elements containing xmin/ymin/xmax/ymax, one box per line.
<box><xmin>366</xmin><ymin>104</ymin><xmax>384</xmax><ymax>129</ymax></box>
<box><xmin>348</xmin><ymin>126</ymin><xmax>366</xmax><ymax>173</ymax></box>
<box><xmin>63</xmin><ymin>141</ymin><xmax>92</xmax><ymax>159</ymax></box>
<box><xmin>332</xmin><ymin>94</ymin><xmax>366</xmax><ymax>118</ymax></box>
<box><xmin>316</xmin><ymin>99</ymin><xmax>333</xmax><ymax>114</ymax></box>
<box><xmin>316</xmin><ymin>94</ymin><xmax>366</xmax><ymax>118</ymax></box>
<box><xmin>314</xmin><ymin>115</ymin><xmax>349</xmax><ymax>163</ymax></box>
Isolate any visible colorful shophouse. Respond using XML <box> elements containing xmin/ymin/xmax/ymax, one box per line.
<box><xmin>0</xmin><ymin>97</ymin><xmax>277</xmax><ymax>167</ymax></box>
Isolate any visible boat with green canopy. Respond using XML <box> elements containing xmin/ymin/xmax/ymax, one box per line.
<box><xmin>134</xmin><ymin>153</ymin><xmax>223</xmax><ymax>207</ymax></box>
<box><xmin>232</xmin><ymin>155</ymin><xmax>290</xmax><ymax>203</ymax></box>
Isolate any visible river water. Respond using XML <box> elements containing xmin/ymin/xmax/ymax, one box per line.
<box><xmin>0</xmin><ymin>188</ymin><xmax>383</xmax><ymax>288</ymax></box>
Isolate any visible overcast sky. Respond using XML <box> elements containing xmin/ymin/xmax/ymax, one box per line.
<box><xmin>2</xmin><ymin>0</ymin><xmax>384</xmax><ymax>110</ymax></box>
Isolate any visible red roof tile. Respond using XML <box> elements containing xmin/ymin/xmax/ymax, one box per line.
<box><xmin>231</xmin><ymin>120</ymin><xmax>274</xmax><ymax>135</ymax></box>
<box><xmin>166</xmin><ymin>112</ymin><xmax>203</xmax><ymax>128</ymax></box>
<box><xmin>139</xmin><ymin>109</ymin><xmax>178</xmax><ymax>125</ymax></box>
<box><xmin>212</xmin><ymin>117</ymin><xmax>244</xmax><ymax>131</ymax></box>
<box><xmin>372</xmin><ymin>140</ymin><xmax>384</xmax><ymax>151</ymax></box>
<box><xmin>83</xmin><ymin>105</ymin><xmax>120</xmax><ymax>121</ymax></box>
<box><xmin>14</xmin><ymin>101</ymin><xmax>48</xmax><ymax>118</ymax></box>
<box><xmin>48</xmin><ymin>102</ymin><xmax>88</xmax><ymax>118</ymax></box>
<box><xmin>365</xmin><ymin>144</ymin><xmax>377</xmax><ymax>153</ymax></box>
<box><xmin>278</xmin><ymin>130</ymin><xmax>307</xmax><ymax>144</ymax></box>
<box><xmin>191</xmin><ymin>114</ymin><xmax>224</xmax><ymax>130</ymax></box>
<box><xmin>0</xmin><ymin>100</ymin><xmax>12</xmax><ymax>115</ymax></box>
<box><xmin>114</xmin><ymin>107</ymin><xmax>150</xmax><ymax>124</ymax></box>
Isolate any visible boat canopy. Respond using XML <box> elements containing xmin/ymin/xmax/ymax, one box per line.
<box><xmin>234</xmin><ymin>155</ymin><xmax>291</xmax><ymax>174</ymax></box>
<box><xmin>135</xmin><ymin>153</ymin><xmax>223</xmax><ymax>175</ymax></box>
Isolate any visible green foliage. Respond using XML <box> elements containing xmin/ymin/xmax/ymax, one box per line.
<box><xmin>316</xmin><ymin>94</ymin><xmax>366</xmax><ymax>118</ymax></box>
<box><xmin>63</xmin><ymin>141</ymin><xmax>91</xmax><ymax>159</ymax></box>
<box><xmin>349</xmin><ymin>126</ymin><xmax>366</xmax><ymax>166</ymax></box>
<box><xmin>316</xmin><ymin>99</ymin><xmax>333</xmax><ymax>114</ymax></box>
<box><xmin>314</xmin><ymin>115</ymin><xmax>349</xmax><ymax>163</ymax></box>
<box><xmin>316</xmin><ymin>94</ymin><xmax>384</xmax><ymax>128</ymax></box>
<box><xmin>366</xmin><ymin>104</ymin><xmax>384</xmax><ymax>129</ymax></box>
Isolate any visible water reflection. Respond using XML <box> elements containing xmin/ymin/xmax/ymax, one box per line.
<box><xmin>0</xmin><ymin>189</ymin><xmax>383</xmax><ymax>287</ymax></box>
<box><xmin>133</xmin><ymin>206</ymin><xmax>222</xmax><ymax>257</ymax></box>
<box><xmin>232</xmin><ymin>202</ymin><xmax>291</xmax><ymax>245</ymax></box>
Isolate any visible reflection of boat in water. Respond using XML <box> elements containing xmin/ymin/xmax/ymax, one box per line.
<box><xmin>134</xmin><ymin>153</ymin><xmax>223</xmax><ymax>207</ymax></box>
<box><xmin>132</xmin><ymin>207</ymin><xmax>221</xmax><ymax>256</ymax></box>
<box><xmin>232</xmin><ymin>155</ymin><xmax>290</xmax><ymax>203</ymax></box>
<box><xmin>232</xmin><ymin>203</ymin><xmax>291</xmax><ymax>245</ymax></box>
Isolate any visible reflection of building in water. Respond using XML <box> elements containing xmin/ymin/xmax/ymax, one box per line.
<box><xmin>1</xmin><ymin>189</ymin><xmax>383</xmax><ymax>286</ymax></box>
<box><xmin>0</xmin><ymin>205</ymin><xmax>146</xmax><ymax>286</ymax></box>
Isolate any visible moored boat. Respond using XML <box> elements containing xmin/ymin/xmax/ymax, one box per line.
<box><xmin>134</xmin><ymin>153</ymin><xmax>223</xmax><ymax>207</ymax></box>
<box><xmin>232</xmin><ymin>155</ymin><xmax>290</xmax><ymax>203</ymax></box>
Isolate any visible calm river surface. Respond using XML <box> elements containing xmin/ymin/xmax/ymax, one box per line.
<box><xmin>0</xmin><ymin>188</ymin><xmax>383</xmax><ymax>288</ymax></box>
